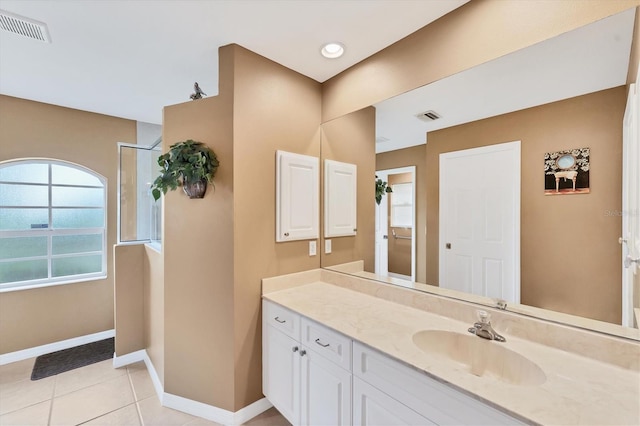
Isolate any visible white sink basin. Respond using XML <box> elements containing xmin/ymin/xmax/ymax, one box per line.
<box><xmin>412</xmin><ymin>330</ymin><xmax>546</xmax><ymax>386</ymax></box>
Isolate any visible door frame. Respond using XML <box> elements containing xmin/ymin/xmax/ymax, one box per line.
<box><xmin>438</xmin><ymin>141</ymin><xmax>521</xmax><ymax>302</ymax></box>
<box><xmin>375</xmin><ymin>166</ymin><xmax>416</xmax><ymax>281</ymax></box>
<box><xmin>622</xmin><ymin>76</ymin><xmax>639</xmax><ymax>327</ymax></box>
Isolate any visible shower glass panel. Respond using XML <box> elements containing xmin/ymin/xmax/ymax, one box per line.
<box><xmin>118</xmin><ymin>140</ymin><xmax>162</xmax><ymax>244</ymax></box>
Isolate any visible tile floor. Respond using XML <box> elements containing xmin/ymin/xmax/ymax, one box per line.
<box><xmin>0</xmin><ymin>357</ymin><xmax>290</xmax><ymax>426</ymax></box>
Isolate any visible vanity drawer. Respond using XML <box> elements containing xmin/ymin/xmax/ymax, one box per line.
<box><xmin>263</xmin><ymin>300</ymin><xmax>300</xmax><ymax>340</ymax></box>
<box><xmin>301</xmin><ymin>317</ymin><xmax>352</xmax><ymax>371</ymax></box>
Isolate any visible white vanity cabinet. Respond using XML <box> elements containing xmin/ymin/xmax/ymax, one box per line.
<box><xmin>263</xmin><ymin>299</ymin><xmax>523</xmax><ymax>426</ymax></box>
<box><xmin>263</xmin><ymin>300</ymin><xmax>352</xmax><ymax>425</ymax></box>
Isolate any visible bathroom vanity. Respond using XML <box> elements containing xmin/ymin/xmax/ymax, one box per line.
<box><xmin>262</xmin><ymin>269</ymin><xmax>640</xmax><ymax>425</ymax></box>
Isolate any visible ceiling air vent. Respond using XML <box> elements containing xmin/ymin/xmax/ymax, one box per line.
<box><xmin>416</xmin><ymin>110</ymin><xmax>441</xmax><ymax>122</ymax></box>
<box><xmin>0</xmin><ymin>10</ymin><xmax>51</xmax><ymax>43</ymax></box>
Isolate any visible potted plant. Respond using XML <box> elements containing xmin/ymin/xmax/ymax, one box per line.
<box><xmin>375</xmin><ymin>175</ymin><xmax>392</xmax><ymax>205</ymax></box>
<box><xmin>151</xmin><ymin>140</ymin><xmax>219</xmax><ymax>200</ymax></box>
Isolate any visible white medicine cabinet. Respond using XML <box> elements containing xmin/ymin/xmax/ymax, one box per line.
<box><xmin>276</xmin><ymin>150</ymin><xmax>319</xmax><ymax>242</ymax></box>
<box><xmin>324</xmin><ymin>159</ymin><xmax>357</xmax><ymax>238</ymax></box>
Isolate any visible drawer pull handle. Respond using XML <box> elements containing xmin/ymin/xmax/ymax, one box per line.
<box><xmin>292</xmin><ymin>346</ymin><xmax>299</xmax><ymax>352</ymax></box>
<box><xmin>274</xmin><ymin>317</ymin><xmax>286</xmax><ymax>323</ymax></box>
<box><xmin>315</xmin><ymin>338</ymin><xmax>330</xmax><ymax>348</ymax></box>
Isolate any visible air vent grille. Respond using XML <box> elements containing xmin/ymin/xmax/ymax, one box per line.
<box><xmin>416</xmin><ymin>110</ymin><xmax>441</xmax><ymax>122</ymax></box>
<box><xmin>0</xmin><ymin>10</ymin><xmax>51</xmax><ymax>43</ymax></box>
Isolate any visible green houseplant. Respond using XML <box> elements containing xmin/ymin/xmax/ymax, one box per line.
<box><xmin>151</xmin><ymin>140</ymin><xmax>219</xmax><ymax>200</ymax></box>
<box><xmin>375</xmin><ymin>175</ymin><xmax>392</xmax><ymax>205</ymax></box>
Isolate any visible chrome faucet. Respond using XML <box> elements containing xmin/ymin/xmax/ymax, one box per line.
<box><xmin>468</xmin><ymin>310</ymin><xmax>506</xmax><ymax>342</ymax></box>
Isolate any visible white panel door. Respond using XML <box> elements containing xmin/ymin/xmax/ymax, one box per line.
<box><xmin>352</xmin><ymin>377</ymin><xmax>434</xmax><ymax>426</ymax></box>
<box><xmin>276</xmin><ymin>151</ymin><xmax>319</xmax><ymax>242</ymax></box>
<box><xmin>439</xmin><ymin>141</ymin><xmax>520</xmax><ymax>303</ymax></box>
<box><xmin>263</xmin><ymin>325</ymin><xmax>301</xmax><ymax>425</ymax></box>
<box><xmin>325</xmin><ymin>160</ymin><xmax>357</xmax><ymax>237</ymax></box>
<box><xmin>300</xmin><ymin>348</ymin><xmax>352</xmax><ymax>426</ymax></box>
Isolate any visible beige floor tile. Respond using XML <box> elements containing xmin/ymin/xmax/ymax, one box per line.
<box><xmin>184</xmin><ymin>417</ymin><xmax>223</xmax><ymax>426</ymax></box>
<box><xmin>0</xmin><ymin>400</ymin><xmax>50</xmax><ymax>426</ymax></box>
<box><xmin>0</xmin><ymin>376</ymin><xmax>55</xmax><ymax>416</ymax></box>
<box><xmin>54</xmin><ymin>359</ymin><xmax>127</xmax><ymax>397</ymax></box>
<box><xmin>126</xmin><ymin>362</ymin><xmax>147</xmax><ymax>374</ymax></box>
<box><xmin>49</xmin><ymin>374</ymin><xmax>134</xmax><ymax>425</ymax></box>
<box><xmin>242</xmin><ymin>407</ymin><xmax>291</xmax><ymax>426</ymax></box>
<box><xmin>82</xmin><ymin>403</ymin><xmax>141</xmax><ymax>425</ymax></box>
<box><xmin>137</xmin><ymin>396</ymin><xmax>201</xmax><ymax>426</ymax></box>
<box><xmin>129</xmin><ymin>369</ymin><xmax>155</xmax><ymax>402</ymax></box>
<box><xmin>0</xmin><ymin>359</ymin><xmax>35</xmax><ymax>386</ymax></box>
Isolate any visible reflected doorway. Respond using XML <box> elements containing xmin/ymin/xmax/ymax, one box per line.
<box><xmin>375</xmin><ymin>166</ymin><xmax>416</xmax><ymax>281</ymax></box>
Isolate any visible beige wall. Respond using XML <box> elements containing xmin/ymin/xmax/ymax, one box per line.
<box><xmin>0</xmin><ymin>95</ymin><xmax>136</xmax><ymax>354</ymax></box>
<box><xmin>161</xmin><ymin>44</ymin><xmax>322</xmax><ymax>410</ymax></box>
<box><xmin>162</xmin><ymin>45</ymin><xmax>235</xmax><ymax>409</ymax></box>
<box><xmin>426</xmin><ymin>87</ymin><xmax>626</xmax><ymax>324</ymax></box>
<box><xmin>320</xmin><ymin>108</ymin><xmax>375</xmax><ymax>272</ymax></box>
<box><xmin>322</xmin><ymin>0</ymin><xmax>639</xmax><ymax>122</ymax></box>
<box><xmin>144</xmin><ymin>245</ymin><xmax>164</xmax><ymax>385</ymax></box>
<box><xmin>232</xmin><ymin>45</ymin><xmax>322</xmax><ymax>410</ymax></box>
<box><xmin>377</xmin><ymin>145</ymin><xmax>427</xmax><ymax>282</ymax></box>
<box><xmin>113</xmin><ymin>244</ymin><xmax>144</xmax><ymax>356</ymax></box>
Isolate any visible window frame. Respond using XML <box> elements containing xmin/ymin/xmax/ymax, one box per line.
<box><xmin>0</xmin><ymin>159</ymin><xmax>107</xmax><ymax>292</ymax></box>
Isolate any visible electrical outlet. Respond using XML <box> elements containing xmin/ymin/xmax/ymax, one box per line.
<box><xmin>309</xmin><ymin>241</ymin><xmax>317</xmax><ymax>256</ymax></box>
<box><xmin>325</xmin><ymin>239</ymin><xmax>332</xmax><ymax>254</ymax></box>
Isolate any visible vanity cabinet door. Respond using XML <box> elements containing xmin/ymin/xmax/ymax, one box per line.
<box><xmin>353</xmin><ymin>377</ymin><xmax>434</xmax><ymax>426</ymax></box>
<box><xmin>300</xmin><ymin>348</ymin><xmax>352</xmax><ymax>425</ymax></box>
<box><xmin>324</xmin><ymin>159</ymin><xmax>357</xmax><ymax>237</ymax></box>
<box><xmin>263</xmin><ymin>324</ymin><xmax>301</xmax><ymax>425</ymax></box>
<box><xmin>353</xmin><ymin>342</ymin><xmax>523</xmax><ymax>425</ymax></box>
<box><xmin>276</xmin><ymin>150</ymin><xmax>319</xmax><ymax>242</ymax></box>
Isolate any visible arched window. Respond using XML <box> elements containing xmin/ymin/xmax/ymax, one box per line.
<box><xmin>0</xmin><ymin>160</ymin><xmax>107</xmax><ymax>291</ymax></box>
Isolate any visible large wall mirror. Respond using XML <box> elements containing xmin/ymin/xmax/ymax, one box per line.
<box><xmin>319</xmin><ymin>8</ymin><xmax>640</xmax><ymax>341</ymax></box>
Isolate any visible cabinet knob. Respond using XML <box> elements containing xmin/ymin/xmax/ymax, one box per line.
<box><xmin>284</xmin><ymin>232</ymin><xmax>290</xmax><ymax>237</ymax></box>
<box><xmin>292</xmin><ymin>346</ymin><xmax>299</xmax><ymax>352</ymax></box>
<box><xmin>300</xmin><ymin>349</ymin><xmax>307</xmax><ymax>357</ymax></box>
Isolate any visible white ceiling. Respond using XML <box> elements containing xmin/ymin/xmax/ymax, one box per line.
<box><xmin>375</xmin><ymin>8</ymin><xmax>636</xmax><ymax>153</ymax></box>
<box><xmin>0</xmin><ymin>0</ymin><xmax>468</xmax><ymax>125</ymax></box>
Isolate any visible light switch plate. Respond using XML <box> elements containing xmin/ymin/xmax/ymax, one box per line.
<box><xmin>309</xmin><ymin>240</ymin><xmax>317</xmax><ymax>256</ymax></box>
<box><xmin>325</xmin><ymin>239</ymin><xmax>332</xmax><ymax>254</ymax></box>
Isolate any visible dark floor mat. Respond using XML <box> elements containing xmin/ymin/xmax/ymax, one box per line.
<box><xmin>31</xmin><ymin>337</ymin><xmax>114</xmax><ymax>380</ymax></box>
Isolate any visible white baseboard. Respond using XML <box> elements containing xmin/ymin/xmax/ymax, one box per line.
<box><xmin>111</xmin><ymin>349</ymin><xmax>164</xmax><ymax>404</ymax></box>
<box><xmin>163</xmin><ymin>393</ymin><xmax>272</xmax><ymax>426</ymax></box>
<box><xmin>0</xmin><ymin>329</ymin><xmax>115</xmax><ymax>366</ymax></box>
<box><xmin>112</xmin><ymin>349</ymin><xmax>146</xmax><ymax>369</ymax></box>
<box><xmin>115</xmin><ymin>350</ymin><xmax>272</xmax><ymax>425</ymax></box>
<box><xmin>143</xmin><ymin>352</ymin><xmax>165</xmax><ymax>404</ymax></box>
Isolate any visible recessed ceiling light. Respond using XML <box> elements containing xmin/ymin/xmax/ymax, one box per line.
<box><xmin>321</xmin><ymin>42</ymin><xmax>345</xmax><ymax>59</ymax></box>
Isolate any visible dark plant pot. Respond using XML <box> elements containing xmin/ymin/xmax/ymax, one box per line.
<box><xmin>183</xmin><ymin>179</ymin><xmax>207</xmax><ymax>199</ymax></box>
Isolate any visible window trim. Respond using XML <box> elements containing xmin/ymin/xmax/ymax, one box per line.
<box><xmin>0</xmin><ymin>159</ymin><xmax>107</xmax><ymax>292</ymax></box>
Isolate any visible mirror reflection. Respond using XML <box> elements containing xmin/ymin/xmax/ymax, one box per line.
<box><xmin>320</xmin><ymin>9</ymin><xmax>639</xmax><ymax>339</ymax></box>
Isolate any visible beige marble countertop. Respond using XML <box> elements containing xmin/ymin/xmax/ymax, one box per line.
<box><xmin>263</xmin><ymin>281</ymin><xmax>640</xmax><ymax>426</ymax></box>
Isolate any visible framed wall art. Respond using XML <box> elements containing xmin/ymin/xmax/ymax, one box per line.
<box><xmin>544</xmin><ymin>147</ymin><xmax>590</xmax><ymax>195</ymax></box>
